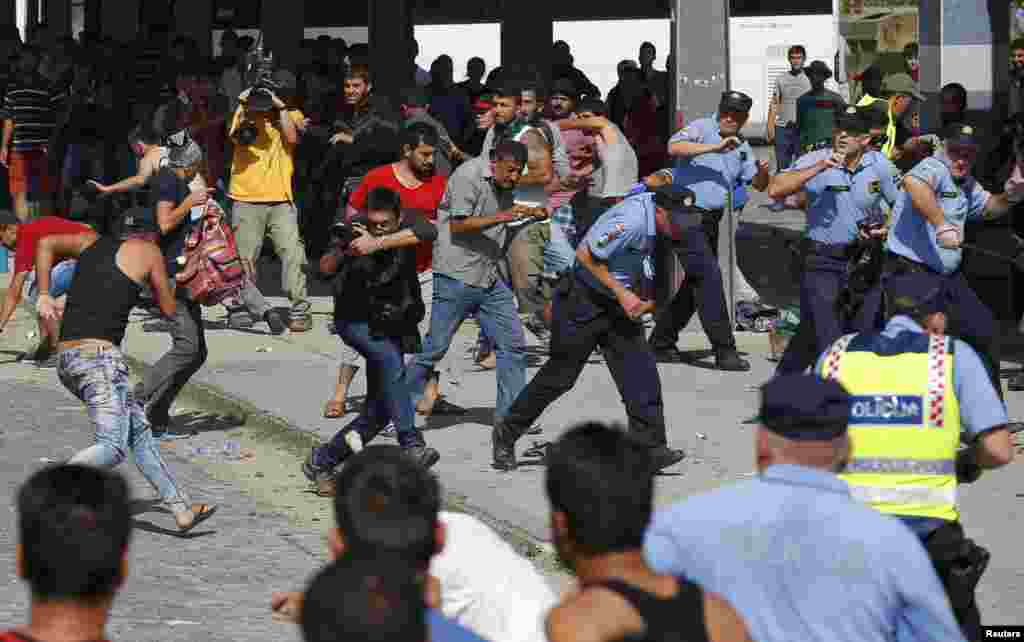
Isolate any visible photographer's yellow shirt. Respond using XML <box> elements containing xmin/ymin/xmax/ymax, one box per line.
<box><xmin>227</xmin><ymin>106</ymin><xmax>305</xmax><ymax>202</ymax></box>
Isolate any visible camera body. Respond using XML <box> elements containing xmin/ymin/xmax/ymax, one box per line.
<box><xmin>329</xmin><ymin>221</ymin><xmax>361</xmax><ymax>253</ymax></box>
<box><xmin>234</xmin><ymin>39</ymin><xmax>279</xmax><ymax>146</ymax></box>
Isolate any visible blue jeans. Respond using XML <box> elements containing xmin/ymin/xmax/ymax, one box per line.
<box><xmin>25</xmin><ymin>259</ymin><xmax>77</xmax><ymax>303</ymax></box>
<box><xmin>407</xmin><ymin>274</ymin><xmax>526</xmax><ymax>421</ymax></box>
<box><xmin>774</xmin><ymin>124</ymin><xmax>800</xmax><ymax>172</ymax></box>
<box><xmin>316</xmin><ymin>321</ymin><xmax>424</xmax><ymax>469</ymax></box>
<box><xmin>59</xmin><ymin>345</ymin><xmax>190</xmax><ymax>513</ymax></box>
<box><xmin>547</xmin><ymin>204</ymin><xmax>577</xmax><ymax>272</ymax></box>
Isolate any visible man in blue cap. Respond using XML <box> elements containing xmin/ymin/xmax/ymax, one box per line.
<box><xmin>648</xmin><ymin>90</ymin><xmax>770</xmax><ymax>371</ymax></box>
<box><xmin>816</xmin><ymin>272</ymin><xmax>1015</xmax><ymax>641</ymax></box>
<box><xmin>872</xmin><ymin>123</ymin><xmax>1024</xmax><ymax>393</ymax></box>
<box><xmin>491</xmin><ymin>184</ymin><xmax>691</xmax><ymax>472</ymax></box>
<box><xmin>644</xmin><ymin>373</ymin><xmax>965</xmax><ymax>642</ymax></box>
<box><xmin>768</xmin><ymin>105</ymin><xmax>900</xmax><ymax>374</ymax></box>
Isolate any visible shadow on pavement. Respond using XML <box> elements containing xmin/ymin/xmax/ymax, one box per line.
<box><xmin>423</xmin><ymin>406</ymin><xmax>494</xmax><ymax>431</ymax></box>
<box><xmin>131</xmin><ymin>518</ymin><xmax>216</xmax><ymax>539</ymax></box>
<box><xmin>166</xmin><ymin>411</ymin><xmax>246</xmax><ymax>435</ymax></box>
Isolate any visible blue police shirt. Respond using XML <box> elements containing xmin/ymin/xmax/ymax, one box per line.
<box><xmin>792</xmin><ymin>148</ymin><xmax>901</xmax><ymax>245</ymax></box>
<box><xmin>886</xmin><ymin>153</ymin><xmax>991</xmax><ymax>274</ymax></box>
<box><xmin>670</xmin><ymin>116</ymin><xmax>757</xmax><ymax>211</ymax></box>
<box><xmin>644</xmin><ymin>464</ymin><xmax>966</xmax><ymax>642</ymax></box>
<box><xmin>577</xmin><ymin>193</ymin><xmax>657</xmax><ymax>300</ymax></box>
<box><xmin>814</xmin><ymin>314</ymin><xmax>1009</xmax><ymax>538</ymax></box>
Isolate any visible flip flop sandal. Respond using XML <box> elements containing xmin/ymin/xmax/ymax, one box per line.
<box><xmin>177</xmin><ymin>503</ymin><xmax>218</xmax><ymax>533</ymax></box>
<box><xmin>323</xmin><ymin>400</ymin><xmax>346</xmax><ymax>418</ymax></box>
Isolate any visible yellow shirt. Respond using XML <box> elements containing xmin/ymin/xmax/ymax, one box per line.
<box><xmin>227</xmin><ymin>107</ymin><xmax>305</xmax><ymax>203</ymax></box>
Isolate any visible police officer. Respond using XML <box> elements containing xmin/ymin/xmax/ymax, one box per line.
<box><xmin>648</xmin><ymin>91</ymin><xmax>770</xmax><ymax>371</ymax></box>
<box><xmin>867</xmin><ymin>123</ymin><xmax>1024</xmax><ymax>392</ymax></box>
<box><xmin>768</xmin><ymin>106</ymin><xmax>900</xmax><ymax>374</ymax></box>
<box><xmin>817</xmin><ymin>273</ymin><xmax>1015</xmax><ymax>642</ymax></box>
<box><xmin>491</xmin><ymin>184</ymin><xmax>690</xmax><ymax>472</ymax></box>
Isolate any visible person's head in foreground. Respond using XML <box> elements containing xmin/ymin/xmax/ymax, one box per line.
<box><xmin>13</xmin><ymin>465</ymin><xmax>132</xmax><ymax>642</ymax></box>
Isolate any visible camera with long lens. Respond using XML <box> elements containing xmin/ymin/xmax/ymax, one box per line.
<box><xmin>329</xmin><ymin>220</ymin><xmax>361</xmax><ymax>253</ymax></box>
<box><xmin>234</xmin><ymin>37</ymin><xmax>279</xmax><ymax>146</ymax></box>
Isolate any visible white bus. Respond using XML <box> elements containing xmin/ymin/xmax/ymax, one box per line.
<box><xmin>729</xmin><ymin>0</ymin><xmax>841</xmax><ymax>140</ymax></box>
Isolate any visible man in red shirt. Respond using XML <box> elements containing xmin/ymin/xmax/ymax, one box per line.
<box><xmin>0</xmin><ymin>211</ymin><xmax>90</xmax><ymax>365</ymax></box>
<box><xmin>323</xmin><ymin>123</ymin><xmax>466</xmax><ymax>420</ymax></box>
<box><xmin>2</xmin><ymin>465</ymin><xmax>131</xmax><ymax>642</ymax></box>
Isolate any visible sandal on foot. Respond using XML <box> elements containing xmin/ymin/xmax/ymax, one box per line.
<box><xmin>323</xmin><ymin>400</ymin><xmax>346</xmax><ymax>419</ymax></box>
<box><xmin>176</xmin><ymin>503</ymin><xmax>218</xmax><ymax>533</ymax></box>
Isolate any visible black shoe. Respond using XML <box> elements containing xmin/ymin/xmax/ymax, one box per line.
<box><xmin>491</xmin><ymin>422</ymin><xmax>519</xmax><ymax>471</ymax></box>
<box><xmin>1005</xmin><ymin>421</ymin><xmax>1024</xmax><ymax>434</ymax></box>
<box><xmin>649</xmin><ymin>446</ymin><xmax>686</xmax><ymax>471</ymax></box>
<box><xmin>404</xmin><ymin>445</ymin><xmax>440</xmax><ymax>469</ymax></box>
<box><xmin>264</xmin><ymin>310</ymin><xmax>287</xmax><ymax>335</ymax></box>
<box><xmin>431</xmin><ymin>398</ymin><xmax>467</xmax><ymax>415</ymax></box>
<box><xmin>715</xmin><ymin>349</ymin><xmax>750</xmax><ymax>372</ymax></box>
<box><xmin>650</xmin><ymin>343</ymin><xmax>686</xmax><ymax>362</ymax></box>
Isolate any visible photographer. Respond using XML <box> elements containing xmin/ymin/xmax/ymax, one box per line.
<box><xmin>302</xmin><ymin>187</ymin><xmax>440</xmax><ymax>495</ymax></box>
<box><xmin>227</xmin><ymin>71</ymin><xmax>312</xmax><ymax>332</ymax></box>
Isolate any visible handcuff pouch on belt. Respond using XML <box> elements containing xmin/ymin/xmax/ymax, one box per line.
<box><xmin>838</xmin><ymin>238</ymin><xmax>884</xmax><ymax>322</ymax></box>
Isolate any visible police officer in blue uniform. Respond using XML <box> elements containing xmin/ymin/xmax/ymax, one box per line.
<box><xmin>817</xmin><ymin>273</ymin><xmax>1016</xmax><ymax>641</ymax></box>
<box><xmin>492</xmin><ymin>184</ymin><xmax>691</xmax><ymax>472</ymax></box>
<box><xmin>867</xmin><ymin>123</ymin><xmax>1023</xmax><ymax>392</ymax></box>
<box><xmin>648</xmin><ymin>91</ymin><xmax>770</xmax><ymax>371</ymax></box>
<box><xmin>768</xmin><ymin>106</ymin><xmax>901</xmax><ymax>374</ymax></box>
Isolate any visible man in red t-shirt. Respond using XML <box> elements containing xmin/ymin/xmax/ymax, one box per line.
<box><xmin>3</xmin><ymin>465</ymin><xmax>130</xmax><ymax>642</ymax></box>
<box><xmin>0</xmin><ymin>212</ymin><xmax>90</xmax><ymax>363</ymax></box>
<box><xmin>323</xmin><ymin>124</ymin><xmax>467</xmax><ymax>420</ymax></box>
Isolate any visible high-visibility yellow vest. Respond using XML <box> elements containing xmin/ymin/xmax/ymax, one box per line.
<box><xmin>857</xmin><ymin>94</ymin><xmax>898</xmax><ymax>160</ymax></box>
<box><xmin>819</xmin><ymin>331</ymin><xmax>960</xmax><ymax>522</ymax></box>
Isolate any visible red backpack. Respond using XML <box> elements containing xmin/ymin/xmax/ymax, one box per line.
<box><xmin>174</xmin><ymin>199</ymin><xmax>246</xmax><ymax>306</ymax></box>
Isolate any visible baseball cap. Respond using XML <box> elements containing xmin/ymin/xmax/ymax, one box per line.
<box><xmin>835</xmin><ymin>105</ymin><xmax>870</xmax><ymax>134</ymax></box>
<box><xmin>885</xmin><ymin>273</ymin><xmax>948</xmax><ymax>318</ymax></box>
<box><xmin>0</xmin><ymin>209</ymin><xmax>19</xmax><ymax>225</ymax></box>
<box><xmin>719</xmin><ymin>91</ymin><xmax>753</xmax><ymax>114</ymax></box>
<box><xmin>757</xmin><ymin>374</ymin><xmax>851</xmax><ymax>441</ymax></box>
<box><xmin>882</xmin><ymin>73</ymin><xmax>924</xmax><ymax>101</ymax></box>
<box><xmin>805</xmin><ymin>60</ymin><xmax>832</xmax><ymax>79</ymax></box>
<box><xmin>944</xmin><ymin>123</ymin><xmax>980</xmax><ymax>148</ymax></box>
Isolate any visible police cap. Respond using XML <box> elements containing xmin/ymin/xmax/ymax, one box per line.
<box><xmin>944</xmin><ymin>122</ymin><xmax>979</xmax><ymax>149</ymax></box>
<box><xmin>835</xmin><ymin>105</ymin><xmax>870</xmax><ymax>135</ymax></box>
<box><xmin>757</xmin><ymin>374</ymin><xmax>851</xmax><ymax>441</ymax></box>
<box><xmin>719</xmin><ymin>91</ymin><xmax>753</xmax><ymax>114</ymax></box>
<box><xmin>884</xmin><ymin>272</ymin><xmax>948</xmax><ymax>318</ymax></box>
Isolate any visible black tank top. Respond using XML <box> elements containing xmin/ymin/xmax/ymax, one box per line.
<box><xmin>60</xmin><ymin>236</ymin><xmax>143</xmax><ymax>346</ymax></box>
<box><xmin>589</xmin><ymin>577</ymin><xmax>709</xmax><ymax>642</ymax></box>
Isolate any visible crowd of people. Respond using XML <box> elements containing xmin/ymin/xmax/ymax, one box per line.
<box><xmin>0</xmin><ymin>21</ymin><xmax>1022</xmax><ymax>642</ymax></box>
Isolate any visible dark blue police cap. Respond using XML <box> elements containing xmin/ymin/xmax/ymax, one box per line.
<box><xmin>758</xmin><ymin>375</ymin><xmax>851</xmax><ymax>441</ymax></box>
<box><xmin>719</xmin><ymin>91</ymin><xmax>753</xmax><ymax>114</ymax></box>
<box><xmin>885</xmin><ymin>272</ymin><xmax>947</xmax><ymax>317</ymax></box>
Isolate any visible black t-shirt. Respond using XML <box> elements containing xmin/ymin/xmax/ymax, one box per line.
<box><xmin>150</xmin><ymin>167</ymin><xmax>192</xmax><ymax>277</ymax></box>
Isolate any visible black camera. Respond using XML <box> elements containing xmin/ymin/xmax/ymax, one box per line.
<box><xmin>329</xmin><ymin>221</ymin><xmax>361</xmax><ymax>252</ymax></box>
<box><xmin>234</xmin><ymin>38</ymin><xmax>279</xmax><ymax>146</ymax></box>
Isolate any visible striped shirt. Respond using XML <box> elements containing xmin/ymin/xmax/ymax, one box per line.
<box><xmin>2</xmin><ymin>74</ymin><xmax>64</xmax><ymax>151</ymax></box>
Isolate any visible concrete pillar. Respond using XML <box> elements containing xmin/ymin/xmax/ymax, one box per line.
<box><xmin>261</xmin><ymin>0</ymin><xmax>304</xmax><ymax>70</ymax></box>
<box><xmin>919</xmin><ymin>0</ymin><xmax>1004</xmax><ymax>130</ymax></box>
<box><xmin>46</xmin><ymin>0</ymin><xmax>69</xmax><ymax>37</ymax></box>
<box><xmin>369</xmin><ymin>0</ymin><xmax>414</xmax><ymax>103</ymax></box>
<box><xmin>102</xmin><ymin>0</ymin><xmax>139</xmax><ymax>42</ymax></box>
<box><xmin>174</xmin><ymin>0</ymin><xmax>212</xmax><ymax>56</ymax></box>
<box><xmin>673</xmin><ymin>0</ymin><xmax>728</xmax><ymax>127</ymax></box>
<box><xmin>500</xmin><ymin>0</ymin><xmax>553</xmax><ymax>88</ymax></box>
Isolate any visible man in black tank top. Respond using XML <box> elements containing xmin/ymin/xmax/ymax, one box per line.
<box><xmin>544</xmin><ymin>423</ymin><xmax>752</xmax><ymax>642</ymax></box>
<box><xmin>34</xmin><ymin>228</ymin><xmax>217</xmax><ymax>533</ymax></box>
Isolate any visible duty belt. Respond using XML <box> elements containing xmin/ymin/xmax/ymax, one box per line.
<box><xmin>885</xmin><ymin>252</ymin><xmax>934</xmax><ymax>274</ymax></box>
<box><xmin>800</xmin><ymin>238</ymin><xmax>854</xmax><ymax>260</ymax></box>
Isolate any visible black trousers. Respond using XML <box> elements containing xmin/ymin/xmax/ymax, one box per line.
<box><xmin>503</xmin><ymin>275</ymin><xmax>667</xmax><ymax>448</ymax></box>
<box><xmin>922</xmin><ymin>521</ymin><xmax>986</xmax><ymax>642</ymax></box>
<box><xmin>649</xmin><ymin>213</ymin><xmax>736</xmax><ymax>351</ymax></box>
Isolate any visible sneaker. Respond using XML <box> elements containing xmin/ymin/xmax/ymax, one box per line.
<box><xmin>714</xmin><ymin>349</ymin><xmax>751</xmax><ymax>372</ymax></box>
<box><xmin>35</xmin><ymin>353</ymin><xmax>59</xmax><ymax>369</ymax></box>
<box><xmin>379</xmin><ymin>421</ymin><xmax>397</xmax><ymax>439</ymax></box>
<box><xmin>404</xmin><ymin>445</ymin><xmax>440</xmax><ymax>469</ymax></box>
<box><xmin>302</xmin><ymin>449</ymin><xmax>338</xmax><ymax>496</ymax></box>
<box><xmin>288</xmin><ymin>313</ymin><xmax>313</xmax><ymax>333</ymax></box>
<box><xmin>228</xmin><ymin>311</ymin><xmax>255</xmax><ymax>330</ymax></box>
<box><xmin>264</xmin><ymin>310</ymin><xmax>287</xmax><ymax>335</ymax></box>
